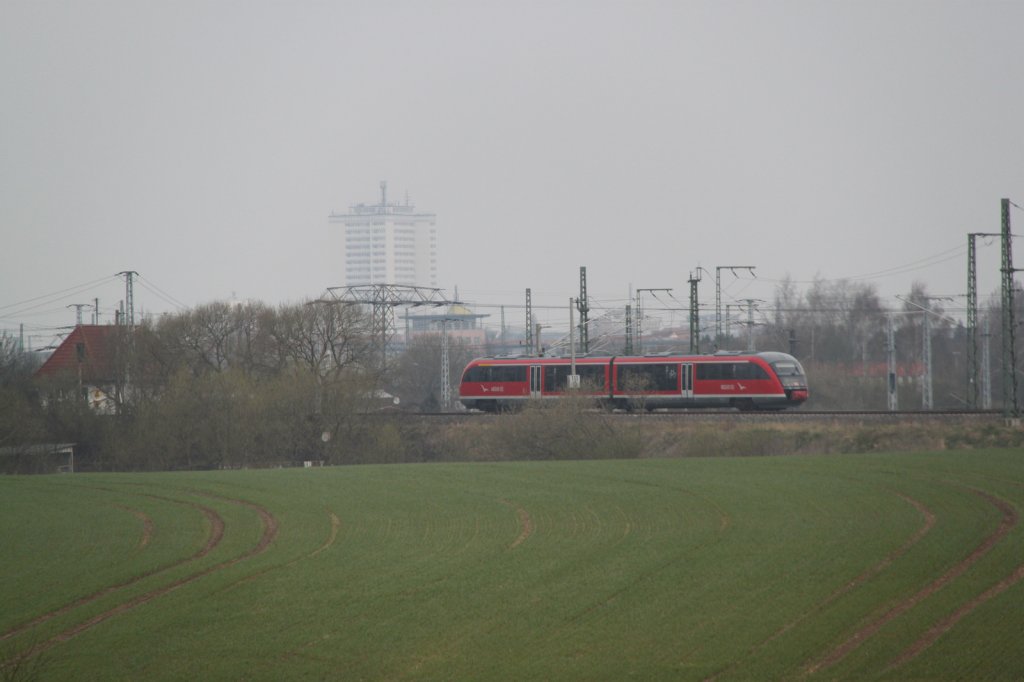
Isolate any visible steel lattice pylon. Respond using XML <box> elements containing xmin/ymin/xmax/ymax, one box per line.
<box><xmin>1001</xmin><ymin>199</ymin><xmax>1019</xmax><ymax>416</ymax></box>
<box><xmin>967</xmin><ymin>232</ymin><xmax>1000</xmax><ymax>408</ymax></box>
<box><xmin>326</xmin><ymin>284</ymin><xmax>454</xmax><ymax>368</ymax></box>
<box><xmin>689</xmin><ymin>271</ymin><xmax>701</xmax><ymax>354</ymax></box>
<box><xmin>968</xmin><ymin>233</ymin><xmax>979</xmax><ymax>408</ymax></box>
<box><xmin>577</xmin><ymin>267</ymin><xmax>589</xmax><ymax>354</ymax></box>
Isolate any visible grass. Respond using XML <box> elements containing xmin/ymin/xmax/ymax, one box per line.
<box><xmin>1</xmin><ymin>449</ymin><xmax>1022</xmax><ymax>680</ymax></box>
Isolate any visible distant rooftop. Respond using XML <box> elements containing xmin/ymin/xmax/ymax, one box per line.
<box><xmin>329</xmin><ymin>180</ymin><xmax>435</xmax><ymax>218</ymax></box>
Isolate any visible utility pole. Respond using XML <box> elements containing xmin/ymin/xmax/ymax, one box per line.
<box><xmin>93</xmin><ymin>298</ymin><xmax>99</xmax><ymax>324</ymax></box>
<box><xmin>899</xmin><ymin>295</ymin><xmax>954</xmax><ymax>411</ymax></box>
<box><xmin>1000</xmin><ymin>198</ymin><xmax>1019</xmax><ymax>416</ymax></box>
<box><xmin>500</xmin><ymin>305</ymin><xmax>506</xmax><ymax>348</ymax></box>
<box><xmin>117</xmin><ymin>271</ymin><xmax>138</xmax><ymax>328</ymax></box>
<box><xmin>440</xmin><ymin>319</ymin><xmax>450</xmax><ymax>410</ymax></box>
<box><xmin>67</xmin><ymin>304</ymin><xmax>89</xmax><ymax>326</ymax></box>
<box><xmin>967</xmin><ymin>232</ymin><xmax>999</xmax><ymax>408</ymax></box>
<box><xmin>624</xmin><ymin>304</ymin><xmax>633</xmax><ymax>355</ymax></box>
<box><xmin>569</xmin><ymin>298</ymin><xmax>578</xmax><ymax>386</ymax></box>
<box><xmin>577</xmin><ymin>267</ymin><xmax>590</xmax><ymax>354</ymax></box>
<box><xmin>739</xmin><ymin>299</ymin><xmax>760</xmax><ymax>352</ymax></box>
<box><xmin>636</xmin><ymin>288</ymin><xmax>671</xmax><ymax>355</ymax></box>
<box><xmin>635</xmin><ymin>290</ymin><xmax>643</xmax><ymax>354</ymax></box>
<box><xmin>886</xmin><ymin>314</ymin><xmax>898</xmax><ymax>411</ymax></box>
<box><xmin>525</xmin><ymin>288</ymin><xmax>533</xmax><ymax>356</ymax></box>
<box><xmin>688</xmin><ymin>270</ymin><xmax>701</xmax><ymax>354</ymax></box>
<box><xmin>715</xmin><ymin>266</ymin><xmax>756</xmax><ymax>348</ymax></box>
<box><xmin>982</xmin><ymin>316</ymin><xmax>993</xmax><ymax>409</ymax></box>
<box><xmin>923</xmin><ymin>305</ymin><xmax>933</xmax><ymax>410</ymax></box>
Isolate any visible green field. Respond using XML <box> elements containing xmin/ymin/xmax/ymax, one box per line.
<box><xmin>2</xmin><ymin>450</ymin><xmax>1023</xmax><ymax>680</ymax></box>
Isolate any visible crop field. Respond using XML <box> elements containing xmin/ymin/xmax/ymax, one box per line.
<box><xmin>2</xmin><ymin>449</ymin><xmax>1023</xmax><ymax>680</ymax></box>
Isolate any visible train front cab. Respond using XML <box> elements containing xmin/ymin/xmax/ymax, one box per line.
<box><xmin>758</xmin><ymin>351</ymin><xmax>809</xmax><ymax>407</ymax></box>
<box><xmin>458</xmin><ymin>360</ymin><xmax>532</xmax><ymax>411</ymax></box>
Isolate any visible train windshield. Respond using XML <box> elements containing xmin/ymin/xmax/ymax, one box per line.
<box><xmin>771</xmin><ymin>361</ymin><xmax>804</xmax><ymax>377</ymax></box>
<box><xmin>769</xmin><ymin>358</ymin><xmax>807</xmax><ymax>391</ymax></box>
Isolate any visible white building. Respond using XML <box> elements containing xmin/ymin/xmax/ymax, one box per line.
<box><xmin>328</xmin><ymin>182</ymin><xmax>437</xmax><ymax>287</ymax></box>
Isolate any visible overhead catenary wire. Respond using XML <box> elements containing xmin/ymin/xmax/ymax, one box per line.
<box><xmin>136</xmin><ymin>275</ymin><xmax>189</xmax><ymax>311</ymax></box>
<box><xmin>0</xmin><ymin>276</ymin><xmax>116</xmax><ymax>316</ymax></box>
<box><xmin>5</xmin><ymin>235</ymin><xmax>1016</xmax><ymax>339</ymax></box>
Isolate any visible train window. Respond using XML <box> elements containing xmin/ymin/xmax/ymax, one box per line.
<box><xmin>617</xmin><ymin>363</ymin><xmax>678</xmax><ymax>391</ymax></box>
<box><xmin>771</xmin><ymin>362</ymin><xmax>803</xmax><ymax>377</ymax></box>
<box><xmin>695</xmin><ymin>363</ymin><xmax>769</xmax><ymax>381</ymax></box>
<box><xmin>734</xmin><ymin>363</ymin><xmax>770</xmax><ymax>380</ymax></box>
<box><xmin>493</xmin><ymin>366</ymin><xmax>526</xmax><ymax>382</ymax></box>
<box><xmin>581</xmin><ymin>365</ymin><xmax>606</xmax><ymax>390</ymax></box>
<box><xmin>463</xmin><ymin>365</ymin><xmax>527</xmax><ymax>383</ymax></box>
<box><xmin>696</xmin><ymin>363</ymin><xmax>728</xmax><ymax>380</ymax></box>
<box><xmin>543</xmin><ymin>365</ymin><xmax>606</xmax><ymax>392</ymax></box>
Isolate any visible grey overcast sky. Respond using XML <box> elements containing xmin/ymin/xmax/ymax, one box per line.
<box><xmin>2</xmin><ymin>0</ymin><xmax>1023</xmax><ymax>343</ymax></box>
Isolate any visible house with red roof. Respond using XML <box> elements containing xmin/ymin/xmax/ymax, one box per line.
<box><xmin>34</xmin><ymin>325</ymin><xmax>127</xmax><ymax>412</ymax></box>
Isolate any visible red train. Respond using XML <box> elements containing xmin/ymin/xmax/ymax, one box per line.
<box><xmin>459</xmin><ymin>351</ymin><xmax>808</xmax><ymax>411</ymax></box>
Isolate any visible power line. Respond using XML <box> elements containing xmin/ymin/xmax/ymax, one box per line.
<box><xmin>0</xmin><ymin>276</ymin><xmax>115</xmax><ymax>315</ymax></box>
<box><xmin>136</xmin><ymin>275</ymin><xmax>189</xmax><ymax>310</ymax></box>
<box><xmin>737</xmin><ymin>241</ymin><xmax>975</xmax><ymax>286</ymax></box>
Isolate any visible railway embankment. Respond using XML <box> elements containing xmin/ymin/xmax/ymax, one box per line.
<box><xmin>364</xmin><ymin>408</ymin><xmax>1024</xmax><ymax>463</ymax></box>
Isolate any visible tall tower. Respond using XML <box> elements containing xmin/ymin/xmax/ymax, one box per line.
<box><xmin>328</xmin><ymin>182</ymin><xmax>438</xmax><ymax>287</ymax></box>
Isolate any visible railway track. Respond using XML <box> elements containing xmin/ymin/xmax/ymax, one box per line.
<box><xmin>367</xmin><ymin>409</ymin><xmax>1015</xmax><ymax>424</ymax></box>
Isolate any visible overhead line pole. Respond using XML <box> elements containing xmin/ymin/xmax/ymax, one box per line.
<box><xmin>577</xmin><ymin>267</ymin><xmax>589</xmax><ymax>354</ymax></box>
<box><xmin>715</xmin><ymin>266</ymin><xmax>756</xmax><ymax>349</ymax></box>
<box><xmin>688</xmin><ymin>271</ymin><xmax>701</xmax><ymax>354</ymax></box>
<box><xmin>982</xmin><ymin>317</ymin><xmax>993</xmax><ymax>410</ymax></box>
<box><xmin>967</xmin><ymin>232</ymin><xmax>1000</xmax><ymax>408</ymax></box>
<box><xmin>636</xmin><ymin>288</ymin><xmax>671</xmax><ymax>355</ymax></box>
<box><xmin>67</xmin><ymin>304</ymin><xmax>88</xmax><ymax>326</ymax></box>
<box><xmin>739</xmin><ymin>299</ymin><xmax>762</xmax><ymax>352</ymax></box>
<box><xmin>886</xmin><ymin>314</ymin><xmax>898</xmax><ymax>411</ymax></box>
<box><xmin>440</xmin><ymin>318</ymin><xmax>450</xmax><ymax>409</ymax></box>
<box><xmin>923</xmin><ymin>305</ymin><xmax>933</xmax><ymax>410</ymax></box>
<box><xmin>525</xmin><ymin>288</ymin><xmax>533</xmax><ymax>356</ymax></box>
<box><xmin>1000</xmin><ymin>199</ymin><xmax>1019</xmax><ymax>416</ymax></box>
<box><xmin>117</xmin><ymin>271</ymin><xmax>138</xmax><ymax>328</ymax></box>
<box><xmin>624</xmin><ymin>304</ymin><xmax>633</xmax><ymax>355</ymax></box>
<box><xmin>897</xmin><ymin>295</ymin><xmax>954</xmax><ymax>411</ymax></box>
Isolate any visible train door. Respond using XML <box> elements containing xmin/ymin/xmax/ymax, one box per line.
<box><xmin>680</xmin><ymin>363</ymin><xmax>694</xmax><ymax>400</ymax></box>
<box><xmin>530</xmin><ymin>365</ymin><xmax>542</xmax><ymax>399</ymax></box>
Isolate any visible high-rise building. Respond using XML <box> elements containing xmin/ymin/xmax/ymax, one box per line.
<box><xmin>328</xmin><ymin>182</ymin><xmax>438</xmax><ymax>287</ymax></box>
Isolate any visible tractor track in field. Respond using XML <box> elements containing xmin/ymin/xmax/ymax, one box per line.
<box><xmin>562</xmin><ymin>486</ymin><xmax>733</xmax><ymax>630</ymax></box>
<box><xmin>704</xmin><ymin>491</ymin><xmax>936</xmax><ymax>682</ymax></box>
<box><xmin>882</xmin><ymin>472</ymin><xmax>1024</xmax><ymax>669</ymax></box>
<box><xmin>310</xmin><ymin>511</ymin><xmax>342</xmax><ymax>557</ymax></box>
<box><xmin>112</xmin><ymin>504</ymin><xmax>156</xmax><ymax>549</ymax></box>
<box><xmin>215</xmin><ymin>509</ymin><xmax>342</xmax><ymax>593</ymax></box>
<box><xmin>804</xmin><ymin>488</ymin><xmax>1018</xmax><ymax>676</ymax></box>
<box><xmin>2</xmin><ymin>490</ymin><xmax>278</xmax><ymax>665</ymax></box>
<box><xmin>500</xmin><ymin>499</ymin><xmax>534</xmax><ymax>550</ymax></box>
<box><xmin>0</xmin><ymin>494</ymin><xmax>224</xmax><ymax>644</ymax></box>
<box><xmin>888</xmin><ymin>561</ymin><xmax>1024</xmax><ymax>670</ymax></box>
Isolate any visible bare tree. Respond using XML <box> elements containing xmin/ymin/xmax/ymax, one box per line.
<box><xmin>273</xmin><ymin>301</ymin><xmax>374</xmax><ymax>382</ymax></box>
<box><xmin>391</xmin><ymin>335</ymin><xmax>474</xmax><ymax>411</ymax></box>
